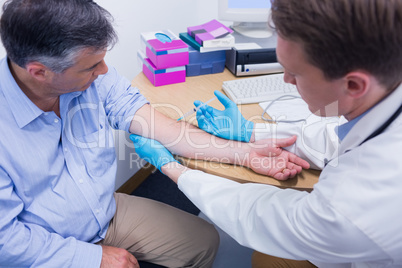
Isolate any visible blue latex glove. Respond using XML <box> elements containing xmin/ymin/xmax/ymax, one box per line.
<box><xmin>129</xmin><ymin>134</ymin><xmax>178</xmax><ymax>173</ymax></box>
<box><xmin>194</xmin><ymin>90</ymin><xmax>254</xmax><ymax>142</ymax></box>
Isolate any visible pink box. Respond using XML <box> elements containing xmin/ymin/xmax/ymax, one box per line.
<box><xmin>138</xmin><ymin>51</ymin><xmax>186</xmax><ymax>87</ymax></box>
<box><xmin>141</xmin><ymin>30</ymin><xmax>189</xmax><ymax>69</ymax></box>
<box><xmin>187</xmin><ymin>19</ymin><xmax>233</xmax><ymax>46</ymax></box>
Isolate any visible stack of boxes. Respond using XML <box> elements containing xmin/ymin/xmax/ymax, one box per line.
<box><xmin>138</xmin><ymin>22</ymin><xmax>235</xmax><ymax>85</ymax></box>
<box><xmin>180</xmin><ymin>19</ymin><xmax>234</xmax><ymax>77</ymax></box>
<box><xmin>138</xmin><ymin>30</ymin><xmax>189</xmax><ymax>87</ymax></box>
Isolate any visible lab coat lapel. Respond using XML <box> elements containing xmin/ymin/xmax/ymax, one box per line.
<box><xmin>339</xmin><ymin>84</ymin><xmax>402</xmax><ymax>154</ymax></box>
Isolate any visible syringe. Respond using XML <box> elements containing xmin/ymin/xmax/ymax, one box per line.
<box><xmin>177</xmin><ymin>97</ymin><xmax>216</xmax><ymax>122</ymax></box>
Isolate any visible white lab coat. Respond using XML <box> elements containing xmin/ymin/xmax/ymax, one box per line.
<box><xmin>178</xmin><ymin>84</ymin><xmax>402</xmax><ymax>268</ymax></box>
<box><xmin>254</xmin><ymin>113</ymin><xmax>347</xmax><ymax>170</ymax></box>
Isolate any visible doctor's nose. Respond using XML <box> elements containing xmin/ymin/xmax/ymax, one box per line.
<box><xmin>283</xmin><ymin>70</ymin><xmax>296</xmax><ymax>85</ymax></box>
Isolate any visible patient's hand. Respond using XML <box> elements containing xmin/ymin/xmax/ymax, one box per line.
<box><xmin>246</xmin><ymin>136</ymin><xmax>310</xmax><ymax>180</ymax></box>
<box><xmin>101</xmin><ymin>245</ymin><xmax>139</xmax><ymax>268</ymax></box>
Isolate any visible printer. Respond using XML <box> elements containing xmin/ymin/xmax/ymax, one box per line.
<box><xmin>226</xmin><ymin>31</ymin><xmax>284</xmax><ymax>76</ymax></box>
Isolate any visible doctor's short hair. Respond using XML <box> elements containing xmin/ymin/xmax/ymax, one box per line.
<box><xmin>0</xmin><ymin>0</ymin><xmax>118</xmax><ymax>73</ymax></box>
<box><xmin>271</xmin><ymin>0</ymin><xmax>402</xmax><ymax>90</ymax></box>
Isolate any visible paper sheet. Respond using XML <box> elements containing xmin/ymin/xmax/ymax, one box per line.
<box><xmin>234</xmin><ymin>43</ymin><xmax>262</xmax><ymax>50</ymax></box>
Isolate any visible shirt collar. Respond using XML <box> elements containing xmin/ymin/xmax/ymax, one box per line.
<box><xmin>335</xmin><ymin>110</ymin><xmax>369</xmax><ymax>141</ymax></box>
<box><xmin>0</xmin><ymin>57</ymin><xmax>43</xmax><ymax>128</ymax></box>
<box><xmin>0</xmin><ymin>57</ymin><xmax>85</xmax><ymax>128</ymax></box>
<box><xmin>339</xmin><ymin>82</ymin><xmax>402</xmax><ymax>152</ymax></box>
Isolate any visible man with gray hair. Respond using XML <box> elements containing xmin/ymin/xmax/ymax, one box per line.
<box><xmin>0</xmin><ymin>0</ymin><xmax>309</xmax><ymax>267</ymax></box>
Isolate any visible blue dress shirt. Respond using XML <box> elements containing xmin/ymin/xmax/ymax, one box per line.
<box><xmin>0</xmin><ymin>57</ymin><xmax>148</xmax><ymax>267</ymax></box>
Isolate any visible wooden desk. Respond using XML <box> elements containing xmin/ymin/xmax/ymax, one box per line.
<box><xmin>132</xmin><ymin>69</ymin><xmax>319</xmax><ymax>191</ymax></box>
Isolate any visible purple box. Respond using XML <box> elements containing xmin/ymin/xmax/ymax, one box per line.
<box><xmin>187</xmin><ymin>19</ymin><xmax>233</xmax><ymax>46</ymax></box>
<box><xmin>138</xmin><ymin>51</ymin><xmax>186</xmax><ymax>87</ymax></box>
<box><xmin>141</xmin><ymin>30</ymin><xmax>189</xmax><ymax>69</ymax></box>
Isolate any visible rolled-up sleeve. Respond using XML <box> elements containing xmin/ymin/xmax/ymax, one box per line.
<box><xmin>95</xmin><ymin>66</ymin><xmax>149</xmax><ymax>132</ymax></box>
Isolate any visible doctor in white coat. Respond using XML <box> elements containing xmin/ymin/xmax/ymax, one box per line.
<box><xmin>130</xmin><ymin>0</ymin><xmax>402</xmax><ymax>267</ymax></box>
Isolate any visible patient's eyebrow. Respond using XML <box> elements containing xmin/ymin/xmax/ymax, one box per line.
<box><xmin>82</xmin><ymin>60</ymin><xmax>102</xmax><ymax>72</ymax></box>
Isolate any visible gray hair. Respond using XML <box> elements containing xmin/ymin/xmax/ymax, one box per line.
<box><xmin>0</xmin><ymin>0</ymin><xmax>118</xmax><ymax>73</ymax></box>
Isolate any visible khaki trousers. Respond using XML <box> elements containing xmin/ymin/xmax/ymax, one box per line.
<box><xmin>99</xmin><ymin>193</ymin><xmax>219</xmax><ymax>267</ymax></box>
<box><xmin>252</xmin><ymin>251</ymin><xmax>317</xmax><ymax>268</ymax></box>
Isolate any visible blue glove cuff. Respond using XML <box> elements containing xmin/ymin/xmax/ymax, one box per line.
<box><xmin>130</xmin><ymin>134</ymin><xmax>180</xmax><ymax>174</ymax></box>
<box><xmin>157</xmin><ymin>157</ymin><xmax>180</xmax><ymax>174</ymax></box>
<box><xmin>242</xmin><ymin>121</ymin><xmax>254</xmax><ymax>142</ymax></box>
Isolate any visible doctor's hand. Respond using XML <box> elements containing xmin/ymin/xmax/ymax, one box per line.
<box><xmin>247</xmin><ymin>136</ymin><xmax>310</xmax><ymax>180</ymax></box>
<box><xmin>194</xmin><ymin>90</ymin><xmax>254</xmax><ymax>142</ymax></box>
<box><xmin>130</xmin><ymin>134</ymin><xmax>178</xmax><ymax>174</ymax></box>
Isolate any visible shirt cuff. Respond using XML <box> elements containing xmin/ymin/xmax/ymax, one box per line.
<box><xmin>177</xmin><ymin>169</ymin><xmax>239</xmax><ymax>196</ymax></box>
<box><xmin>71</xmin><ymin>240</ymin><xmax>102</xmax><ymax>268</ymax></box>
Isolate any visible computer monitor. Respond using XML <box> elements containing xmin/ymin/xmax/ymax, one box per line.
<box><xmin>218</xmin><ymin>0</ymin><xmax>272</xmax><ymax>39</ymax></box>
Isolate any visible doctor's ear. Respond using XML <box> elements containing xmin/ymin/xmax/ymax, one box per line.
<box><xmin>25</xmin><ymin>62</ymin><xmax>51</xmax><ymax>82</ymax></box>
<box><xmin>344</xmin><ymin>71</ymin><xmax>371</xmax><ymax>99</ymax></box>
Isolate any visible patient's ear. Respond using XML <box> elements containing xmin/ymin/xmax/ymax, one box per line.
<box><xmin>25</xmin><ymin>62</ymin><xmax>50</xmax><ymax>82</ymax></box>
<box><xmin>344</xmin><ymin>71</ymin><xmax>370</xmax><ymax>99</ymax></box>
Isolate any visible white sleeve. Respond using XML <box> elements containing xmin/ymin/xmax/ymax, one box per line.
<box><xmin>254</xmin><ymin>117</ymin><xmax>346</xmax><ymax>170</ymax></box>
<box><xmin>178</xmin><ymin>169</ymin><xmax>383</xmax><ymax>263</ymax></box>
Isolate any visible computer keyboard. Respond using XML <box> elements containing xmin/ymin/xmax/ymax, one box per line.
<box><xmin>222</xmin><ymin>73</ymin><xmax>299</xmax><ymax>104</ymax></box>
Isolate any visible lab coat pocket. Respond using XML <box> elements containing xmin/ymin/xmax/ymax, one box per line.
<box><xmin>78</xmin><ymin>125</ymin><xmax>116</xmax><ymax>177</ymax></box>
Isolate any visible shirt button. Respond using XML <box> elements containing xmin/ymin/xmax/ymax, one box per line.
<box><xmin>54</xmin><ymin>118</ymin><xmax>59</xmax><ymax>123</ymax></box>
<box><xmin>96</xmin><ymin>209</ymin><xmax>100</xmax><ymax>214</ymax></box>
<box><xmin>64</xmin><ymin>148</ymin><xmax>68</xmax><ymax>152</ymax></box>
<box><xmin>79</xmin><ymin>179</ymin><xmax>84</xmax><ymax>184</ymax></box>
